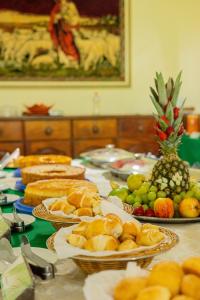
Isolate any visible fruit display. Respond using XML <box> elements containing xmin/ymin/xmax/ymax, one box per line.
<box><xmin>109</xmin><ymin>72</ymin><xmax>200</xmax><ymax>220</ymax></box>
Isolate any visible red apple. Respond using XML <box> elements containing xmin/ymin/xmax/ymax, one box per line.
<box><xmin>154</xmin><ymin>198</ymin><xmax>174</xmax><ymax>218</ymax></box>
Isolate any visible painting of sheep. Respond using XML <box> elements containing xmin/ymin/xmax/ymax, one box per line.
<box><xmin>0</xmin><ymin>0</ymin><xmax>129</xmax><ymax>85</ymax></box>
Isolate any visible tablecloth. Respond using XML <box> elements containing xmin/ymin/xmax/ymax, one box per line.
<box><xmin>178</xmin><ymin>134</ymin><xmax>200</xmax><ymax>166</ymax></box>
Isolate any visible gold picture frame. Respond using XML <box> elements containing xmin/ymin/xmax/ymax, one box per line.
<box><xmin>0</xmin><ymin>0</ymin><xmax>130</xmax><ymax>87</ymax></box>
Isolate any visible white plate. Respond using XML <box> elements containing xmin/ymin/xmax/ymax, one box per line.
<box><xmin>3</xmin><ymin>213</ymin><xmax>35</xmax><ymax>226</ymax></box>
<box><xmin>0</xmin><ymin>182</ymin><xmax>9</xmax><ymax>191</ymax></box>
<box><xmin>0</xmin><ymin>171</ymin><xmax>6</xmax><ymax>179</ymax></box>
<box><xmin>0</xmin><ymin>194</ymin><xmax>20</xmax><ymax>205</ymax></box>
<box><xmin>13</xmin><ymin>247</ymin><xmax>57</xmax><ymax>264</ymax></box>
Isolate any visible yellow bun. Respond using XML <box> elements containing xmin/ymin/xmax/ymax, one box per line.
<box><xmin>72</xmin><ymin>221</ymin><xmax>89</xmax><ymax>237</ymax></box>
<box><xmin>66</xmin><ymin>233</ymin><xmax>87</xmax><ymax>248</ymax></box>
<box><xmin>147</xmin><ymin>261</ymin><xmax>183</xmax><ymax>297</ymax></box>
<box><xmin>106</xmin><ymin>214</ymin><xmax>123</xmax><ymax>225</ymax></box>
<box><xmin>67</xmin><ymin>189</ymin><xmax>94</xmax><ymax>208</ymax></box>
<box><xmin>142</xmin><ymin>224</ymin><xmax>160</xmax><ymax>230</ymax></box>
<box><xmin>85</xmin><ymin>218</ymin><xmax>123</xmax><ymax>239</ymax></box>
<box><xmin>119</xmin><ymin>233</ymin><xmax>136</xmax><ymax>242</ymax></box>
<box><xmin>136</xmin><ymin>286</ymin><xmax>171</xmax><ymax>300</ymax></box>
<box><xmin>123</xmin><ymin>221</ymin><xmax>141</xmax><ymax>237</ymax></box>
<box><xmin>136</xmin><ymin>228</ymin><xmax>164</xmax><ymax>246</ymax></box>
<box><xmin>48</xmin><ymin>199</ymin><xmax>76</xmax><ymax>214</ymax></box>
<box><xmin>118</xmin><ymin>239</ymin><xmax>138</xmax><ymax>251</ymax></box>
<box><xmin>114</xmin><ymin>277</ymin><xmax>147</xmax><ymax>300</ymax></box>
<box><xmin>84</xmin><ymin>234</ymin><xmax>119</xmax><ymax>251</ymax></box>
<box><xmin>92</xmin><ymin>200</ymin><xmax>102</xmax><ymax>216</ymax></box>
<box><xmin>73</xmin><ymin>207</ymin><xmax>93</xmax><ymax>217</ymax></box>
<box><xmin>172</xmin><ymin>296</ymin><xmax>196</xmax><ymax>300</ymax></box>
<box><xmin>182</xmin><ymin>257</ymin><xmax>200</xmax><ymax>277</ymax></box>
<box><xmin>181</xmin><ymin>274</ymin><xmax>200</xmax><ymax>299</ymax></box>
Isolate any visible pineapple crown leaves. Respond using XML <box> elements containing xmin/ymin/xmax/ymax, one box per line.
<box><xmin>150</xmin><ymin>71</ymin><xmax>186</xmax><ymax>147</ymax></box>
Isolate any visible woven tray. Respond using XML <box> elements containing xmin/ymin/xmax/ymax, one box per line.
<box><xmin>46</xmin><ymin>227</ymin><xmax>178</xmax><ymax>274</ymax></box>
<box><xmin>33</xmin><ymin>204</ymin><xmax>80</xmax><ymax>229</ymax></box>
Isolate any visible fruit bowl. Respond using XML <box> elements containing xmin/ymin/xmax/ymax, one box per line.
<box><xmin>23</xmin><ymin>103</ymin><xmax>53</xmax><ymax>116</ymax></box>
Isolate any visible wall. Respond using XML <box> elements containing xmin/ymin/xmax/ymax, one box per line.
<box><xmin>0</xmin><ymin>0</ymin><xmax>200</xmax><ymax>115</ymax></box>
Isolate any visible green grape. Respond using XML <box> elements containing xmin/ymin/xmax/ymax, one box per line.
<box><xmin>157</xmin><ymin>191</ymin><xmax>167</xmax><ymax>198</ymax></box>
<box><xmin>185</xmin><ymin>191</ymin><xmax>194</xmax><ymax>198</ymax></box>
<box><xmin>134</xmin><ymin>195</ymin><xmax>142</xmax><ymax>203</ymax></box>
<box><xmin>174</xmin><ymin>203</ymin><xmax>179</xmax><ymax>211</ymax></box>
<box><xmin>142</xmin><ymin>204</ymin><xmax>149</xmax><ymax>211</ymax></box>
<box><xmin>141</xmin><ymin>194</ymin><xmax>149</xmax><ymax>204</ymax></box>
<box><xmin>149</xmin><ymin>201</ymin><xmax>155</xmax><ymax>209</ymax></box>
<box><xmin>126</xmin><ymin>194</ymin><xmax>135</xmax><ymax>204</ymax></box>
<box><xmin>147</xmin><ymin>191</ymin><xmax>157</xmax><ymax>201</ymax></box>
<box><xmin>194</xmin><ymin>190</ymin><xmax>200</xmax><ymax>201</ymax></box>
<box><xmin>133</xmin><ymin>202</ymin><xmax>141</xmax><ymax>208</ymax></box>
<box><xmin>149</xmin><ymin>186</ymin><xmax>158</xmax><ymax>193</ymax></box>
<box><xmin>180</xmin><ymin>191</ymin><xmax>186</xmax><ymax>199</ymax></box>
<box><xmin>173</xmin><ymin>194</ymin><xmax>182</xmax><ymax>204</ymax></box>
<box><xmin>138</xmin><ymin>185</ymin><xmax>149</xmax><ymax>195</ymax></box>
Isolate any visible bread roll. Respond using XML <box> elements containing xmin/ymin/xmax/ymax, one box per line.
<box><xmin>142</xmin><ymin>224</ymin><xmax>160</xmax><ymax>231</ymax></box>
<box><xmin>182</xmin><ymin>257</ymin><xmax>200</xmax><ymax>277</ymax></box>
<box><xmin>66</xmin><ymin>233</ymin><xmax>87</xmax><ymax>248</ymax></box>
<box><xmin>181</xmin><ymin>274</ymin><xmax>200</xmax><ymax>300</ymax></box>
<box><xmin>72</xmin><ymin>221</ymin><xmax>89</xmax><ymax>237</ymax></box>
<box><xmin>84</xmin><ymin>234</ymin><xmax>119</xmax><ymax>252</ymax></box>
<box><xmin>85</xmin><ymin>218</ymin><xmax>123</xmax><ymax>239</ymax></box>
<box><xmin>118</xmin><ymin>239</ymin><xmax>138</xmax><ymax>251</ymax></box>
<box><xmin>123</xmin><ymin>221</ymin><xmax>141</xmax><ymax>237</ymax></box>
<box><xmin>119</xmin><ymin>233</ymin><xmax>136</xmax><ymax>242</ymax></box>
<box><xmin>136</xmin><ymin>286</ymin><xmax>171</xmax><ymax>300</ymax></box>
<box><xmin>67</xmin><ymin>190</ymin><xmax>94</xmax><ymax>208</ymax></box>
<box><xmin>73</xmin><ymin>208</ymin><xmax>93</xmax><ymax>217</ymax></box>
<box><xmin>92</xmin><ymin>200</ymin><xmax>102</xmax><ymax>216</ymax></box>
<box><xmin>114</xmin><ymin>277</ymin><xmax>147</xmax><ymax>300</ymax></box>
<box><xmin>136</xmin><ymin>228</ymin><xmax>164</xmax><ymax>246</ymax></box>
<box><xmin>106</xmin><ymin>214</ymin><xmax>123</xmax><ymax>225</ymax></box>
<box><xmin>147</xmin><ymin>261</ymin><xmax>183</xmax><ymax>297</ymax></box>
<box><xmin>172</xmin><ymin>296</ymin><xmax>196</xmax><ymax>300</ymax></box>
<box><xmin>49</xmin><ymin>199</ymin><xmax>76</xmax><ymax>214</ymax></box>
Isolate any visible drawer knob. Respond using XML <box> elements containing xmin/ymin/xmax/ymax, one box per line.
<box><xmin>92</xmin><ymin>125</ymin><xmax>100</xmax><ymax>134</ymax></box>
<box><xmin>44</xmin><ymin>127</ymin><xmax>53</xmax><ymax>136</ymax></box>
<box><xmin>138</xmin><ymin>125</ymin><xmax>144</xmax><ymax>132</ymax></box>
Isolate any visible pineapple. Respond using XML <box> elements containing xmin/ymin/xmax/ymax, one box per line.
<box><xmin>150</xmin><ymin>72</ymin><xmax>189</xmax><ymax>197</ymax></box>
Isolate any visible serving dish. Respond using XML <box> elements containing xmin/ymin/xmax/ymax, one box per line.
<box><xmin>47</xmin><ymin>227</ymin><xmax>178</xmax><ymax>274</ymax></box>
<box><xmin>80</xmin><ymin>145</ymin><xmax>134</xmax><ymax>167</ymax></box>
<box><xmin>3</xmin><ymin>213</ymin><xmax>35</xmax><ymax>227</ymax></box>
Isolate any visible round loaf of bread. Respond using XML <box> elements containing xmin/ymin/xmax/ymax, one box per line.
<box><xmin>22</xmin><ymin>164</ymin><xmax>85</xmax><ymax>184</ymax></box>
<box><xmin>24</xmin><ymin>179</ymin><xmax>98</xmax><ymax>206</ymax></box>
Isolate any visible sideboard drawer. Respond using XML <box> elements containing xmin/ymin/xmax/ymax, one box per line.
<box><xmin>0</xmin><ymin>142</ymin><xmax>24</xmax><ymax>157</ymax></box>
<box><xmin>0</xmin><ymin>121</ymin><xmax>22</xmax><ymax>141</ymax></box>
<box><xmin>117</xmin><ymin>138</ymin><xmax>159</xmax><ymax>155</ymax></box>
<box><xmin>73</xmin><ymin>138</ymin><xmax>115</xmax><ymax>157</ymax></box>
<box><xmin>26</xmin><ymin>141</ymin><xmax>72</xmax><ymax>156</ymax></box>
<box><xmin>118</xmin><ymin>117</ymin><xmax>156</xmax><ymax>138</ymax></box>
<box><xmin>25</xmin><ymin>120</ymin><xmax>71</xmax><ymax>141</ymax></box>
<box><xmin>73</xmin><ymin>119</ymin><xmax>117</xmax><ymax>139</ymax></box>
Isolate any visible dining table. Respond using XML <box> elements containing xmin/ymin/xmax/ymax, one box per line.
<box><xmin>0</xmin><ymin>160</ymin><xmax>200</xmax><ymax>300</ymax></box>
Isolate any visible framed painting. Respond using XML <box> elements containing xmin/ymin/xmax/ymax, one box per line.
<box><xmin>0</xmin><ymin>0</ymin><xmax>130</xmax><ymax>86</ymax></box>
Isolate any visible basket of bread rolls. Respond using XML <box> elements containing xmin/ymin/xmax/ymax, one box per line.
<box><xmin>84</xmin><ymin>257</ymin><xmax>200</xmax><ymax>300</ymax></box>
<box><xmin>46</xmin><ymin>214</ymin><xmax>178</xmax><ymax>274</ymax></box>
<box><xmin>33</xmin><ymin>188</ymin><xmax>102</xmax><ymax>230</ymax></box>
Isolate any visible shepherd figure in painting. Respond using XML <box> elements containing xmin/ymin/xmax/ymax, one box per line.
<box><xmin>49</xmin><ymin>0</ymin><xmax>80</xmax><ymax>62</ymax></box>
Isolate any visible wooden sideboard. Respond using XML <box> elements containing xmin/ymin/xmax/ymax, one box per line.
<box><xmin>0</xmin><ymin>115</ymin><xmax>159</xmax><ymax>158</ymax></box>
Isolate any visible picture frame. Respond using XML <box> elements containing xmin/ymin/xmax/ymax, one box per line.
<box><xmin>0</xmin><ymin>0</ymin><xmax>130</xmax><ymax>87</ymax></box>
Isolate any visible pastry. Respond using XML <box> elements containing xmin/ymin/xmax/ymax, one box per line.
<box><xmin>106</xmin><ymin>214</ymin><xmax>123</xmax><ymax>225</ymax></box>
<box><xmin>84</xmin><ymin>234</ymin><xmax>119</xmax><ymax>251</ymax></box>
<box><xmin>182</xmin><ymin>257</ymin><xmax>200</xmax><ymax>277</ymax></box>
<box><xmin>118</xmin><ymin>239</ymin><xmax>138</xmax><ymax>251</ymax></box>
<box><xmin>73</xmin><ymin>208</ymin><xmax>93</xmax><ymax>217</ymax></box>
<box><xmin>24</xmin><ymin>179</ymin><xmax>98</xmax><ymax>206</ymax></box>
<box><xmin>66</xmin><ymin>234</ymin><xmax>87</xmax><ymax>249</ymax></box>
<box><xmin>136</xmin><ymin>228</ymin><xmax>164</xmax><ymax>246</ymax></box>
<box><xmin>49</xmin><ymin>199</ymin><xmax>76</xmax><ymax>214</ymax></box>
<box><xmin>22</xmin><ymin>164</ymin><xmax>85</xmax><ymax>184</ymax></box>
<box><xmin>122</xmin><ymin>221</ymin><xmax>141</xmax><ymax>237</ymax></box>
<box><xmin>72</xmin><ymin>221</ymin><xmax>89</xmax><ymax>237</ymax></box>
<box><xmin>181</xmin><ymin>274</ymin><xmax>200</xmax><ymax>299</ymax></box>
<box><xmin>67</xmin><ymin>188</ymin><xmax>100</xmax><ymax>208</ymax></box>
<box><xmin>172</xmin><ymin>296</ymin><xmax>196</xmax><ymax>300</ymax></box>
<box><xmin>119</xmin><ymin>233</ymin><xmax>136</xmax><ymax>242</ymax></box>
<box><xmin>114</xmin><ymin>277</ymin><xmax>147</xmax><ymax>300</ymax></box>
<box><xmin>85</xmin><ymin>218</ymin><xmax>123</xmax><ymax>239</ymax></box>
<box><xmin>13</xmin><ymin>155</ymin><xmax>71</xmax><ymax>168</ymax></box>
<box><xmin>136</xmin><ymin>286</ymin><xmax>171</xmax><ymax>300</ymax></box>
<box><xmin>147</xmin><ymin>261</ymin><xmax>183</xmax><ymax>297</ymax></box>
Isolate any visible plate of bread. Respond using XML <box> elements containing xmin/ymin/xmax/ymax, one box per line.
<box><xmin>46</xmin><ymin>214</ymin><xmax>178</xmax><ymax>274</ymax></box>
<box><xmin>84</xmin><ymin>257</ymin><xmax>200</xmax><ymax>300</ymax></box>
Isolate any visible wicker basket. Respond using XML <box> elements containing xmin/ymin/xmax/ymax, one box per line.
<box><xmin>46</xmin><ymin>227</ymin><xmax>178</xmax><ymax>275</ymax></box>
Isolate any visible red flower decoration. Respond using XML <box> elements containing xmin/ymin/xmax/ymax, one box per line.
<box><xmin>173</xmin><ymin>107</ymin><xmax>180</xmax><ymax>120</ymax></box>
<box><xmin>178</xmin><ymin>124</ymin><xmax>184</xmax><ymax>136</ymax></box>
<box><xmin>166</xmin><ymin>126</ymin><xmax>174</xmax><ymax>136</ymax></box>
<box><xmin>161</xmin><ymin>115</ymin><xmax>170</xmax><ymax>125</ymax></box>
<box><xmin>158</xmin><ymin>131</ymin><xmax>168</xmax><ymax>141</ymax></box>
